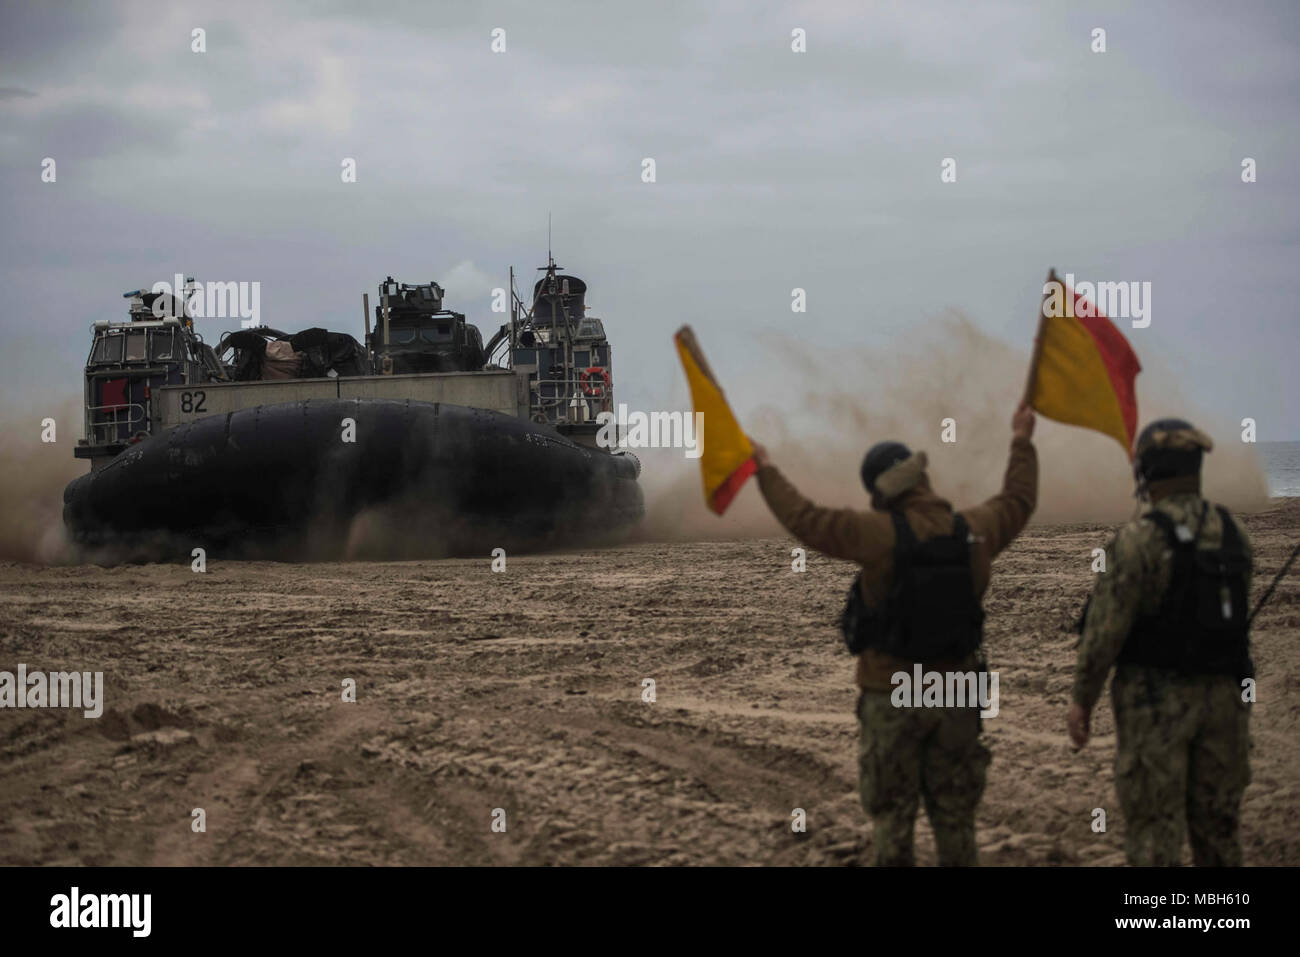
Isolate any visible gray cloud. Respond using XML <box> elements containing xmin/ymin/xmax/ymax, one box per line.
<box><xmin>0</xmin><ymin>0</ymin><xmax>1297</xmax><ymax>440</ymax></box>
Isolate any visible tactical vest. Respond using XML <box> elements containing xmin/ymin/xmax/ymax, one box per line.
<box><xmin>840</xmin><ymin>510</ymin><xmax>985</xmax><ymax>658</ymax></box>
<box><xmin>1116</xmin><ymin>503</ymin><xmax>1253</xmax><ymax>679</ymax></box>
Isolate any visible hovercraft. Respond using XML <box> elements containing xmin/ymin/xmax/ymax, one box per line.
<box><xmin>63</xmin><ymin>258</ymin><xmax>643</xmax><ymax>558</ymax></box>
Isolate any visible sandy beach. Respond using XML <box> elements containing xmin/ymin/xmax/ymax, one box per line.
<box><xmin>0</xmin><ymin>498</ymin><xmax>1295</xmax><ymax>866</ymax></box>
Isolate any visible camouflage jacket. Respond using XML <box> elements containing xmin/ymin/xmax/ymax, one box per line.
<box><xmin>1071</xmin><ymin>486</ymin><xmax>1253</xmax><ymax>710</ymax></box>
<box><xmin>758</xmin><ymin>436</ymin><xmax>1038</xmax><ymax>690</ymax></box>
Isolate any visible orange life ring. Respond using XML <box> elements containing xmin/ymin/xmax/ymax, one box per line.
<box><xmin>579</xmin><ymin>366</ymin><xmax>611</xmax><ymax>397</ymax></box>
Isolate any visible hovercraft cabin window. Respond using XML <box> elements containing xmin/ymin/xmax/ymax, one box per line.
<box><xmin>93</xmin><ymin>334</ymin><xmax>124</xmax><ymax>363</ymax></box>
<box><xmin>150</xmin><ymin>330</ymin><xmax>177</xmax><ymax>361</ymax></box>
<box><xmin>124</xmin><ymin>331</ymin><xmax>147</xmax><ymax>362</ymax></box>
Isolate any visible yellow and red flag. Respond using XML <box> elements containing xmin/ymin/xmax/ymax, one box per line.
<box><xmin>1027</xmin><ymin>272</ymin><xmax>1142</xmax><ymax>457</ymax></box>
<box><xmin>674</xmin><ymin>325</ymin><xmax>756</xmax><ymax>514</ymax></box>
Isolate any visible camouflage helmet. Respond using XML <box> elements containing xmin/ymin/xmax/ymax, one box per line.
<box><xmin>1133</xmin><ymin>417</ymin><xmax>1213</xmax><ymax>482</ymax></box>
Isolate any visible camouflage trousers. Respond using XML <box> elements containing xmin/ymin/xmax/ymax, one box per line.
<box><xmin>856</xmin><ymin>690</ymin><xmax>990</xmax><ymax>866</ymax></box>
<box><xmin>1111</xmin><ymin>666</ymin><xmax>1251</xmax><ymax>866</ymax></box>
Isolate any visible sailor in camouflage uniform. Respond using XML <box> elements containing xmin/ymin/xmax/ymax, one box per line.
<box><xmin>753</xmin><ymin>402</ymin><xmax>1038</xmax><ymax>866</ymax></box>
<box><xmin>1069</xmin><ymin>419</ymin><xmax>1253</xmax><ymax>866</ymax></box>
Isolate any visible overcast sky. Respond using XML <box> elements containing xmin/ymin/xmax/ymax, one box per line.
<box><xmin>1</xmin><ymin>0</ymin><xmax>1296</xmax><ymax>438</ymax></box>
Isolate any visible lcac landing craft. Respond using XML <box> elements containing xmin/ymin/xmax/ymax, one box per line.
<box><xmin>62</xmin><ymin>255</ymin><xmax>643</xmax><ymax>559</ymax></box>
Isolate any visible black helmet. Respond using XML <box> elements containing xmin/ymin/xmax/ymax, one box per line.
<box><xmin>1134</xmin><ymin>417</ymin><xmax>1207</xmax><ymax>482</ymax></box>
<box><xmin>861</xmin><ymin>440</ymin><xmax>912</xmax><ymax>493</ymax></box>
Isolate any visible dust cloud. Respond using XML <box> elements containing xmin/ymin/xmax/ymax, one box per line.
<box><xmin>638</xmin><ymin>313</ymin><xmax>1270</xmax><ymax>541</ymax></box>
<box><xmin>0</xmin><ymin>316</ymin><xmax>1271</xmax><ymax>564</ymax></box>
<box><xmin>0</xmin><ymin>400</ymin><xmax>84</xmax><ymax>564</ymax></box>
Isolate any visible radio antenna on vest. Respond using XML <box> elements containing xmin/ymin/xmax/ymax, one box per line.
<box><xmin>1249</xmin><ymin>540</ymin><xmax>1300</xmax><ymax>627</ymax></box>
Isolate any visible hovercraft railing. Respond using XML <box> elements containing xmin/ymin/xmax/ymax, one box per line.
<box><xmin>86</xmin><ymin>400</ymin><xmax>149</xmax><ymax>446</ymax></box>
<box><xmin>530</xmin><ymin>371</ymin><xmax>612</xmax><ymax>425</ymax></box>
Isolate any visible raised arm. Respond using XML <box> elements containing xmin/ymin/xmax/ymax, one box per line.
<box><xmin>752</xmin><ymin>442</ymin><xmax>880</xmax><ymax>562</ymax></box>
<box><xmin>963</xmin><ymin>402</ymin><xmax>1039</xmax><ymax>557</ymax></box>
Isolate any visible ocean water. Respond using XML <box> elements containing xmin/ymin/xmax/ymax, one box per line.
<box><xmin>1261</xmin><ymin>441</ymin><xmax>1300</xmax><ymax>497</ymax></box>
